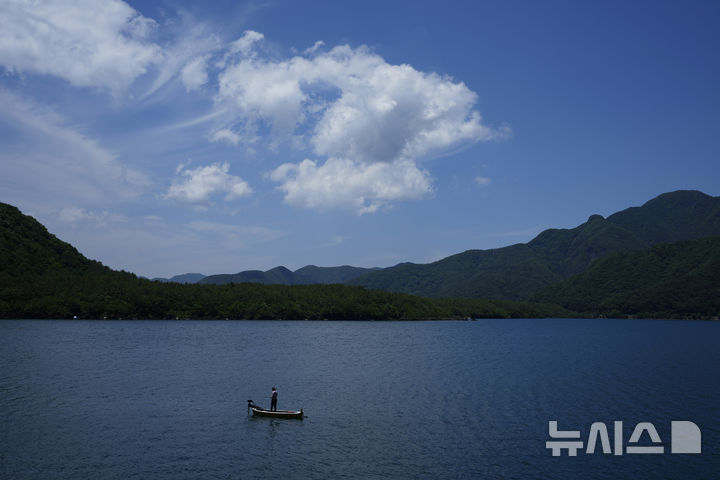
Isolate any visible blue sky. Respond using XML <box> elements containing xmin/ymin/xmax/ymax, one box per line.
<box><xmin>1</xmin><ymin>0</ymin><xmax>718</xmax><ymax>279</ymax></box>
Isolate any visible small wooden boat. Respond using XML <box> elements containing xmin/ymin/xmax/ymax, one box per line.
<box><xmin>248</xmin><ymin>400</ymin><xmax>303</xmax><ymax>419</ymax></box>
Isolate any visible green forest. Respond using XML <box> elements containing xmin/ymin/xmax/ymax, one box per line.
<box><xmin>533</xmin><ymin>236</ymin><xmax>720</xmax><ymax>319</ymax></box>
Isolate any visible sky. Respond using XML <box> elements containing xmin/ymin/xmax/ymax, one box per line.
<box><xmin>1</xmin><ymin>0</ymin><xmax>718</xmax><ymax>279</ymax></box>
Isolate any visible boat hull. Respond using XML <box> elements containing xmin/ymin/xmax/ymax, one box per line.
<box><xmin>251</xmin><ymin>407</ymin><xmax>303</xmax><ymax>419</ymax></box>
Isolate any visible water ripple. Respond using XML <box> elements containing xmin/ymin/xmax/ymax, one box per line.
<box><xmin>1</xmin><ymin>319</ymin><xmax>718</xmax><ymax>479</ymax></box>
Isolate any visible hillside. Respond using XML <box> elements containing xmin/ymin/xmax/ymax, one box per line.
<box><xmin>0</xmin><ymin>202</ymin><xmax>566</xmax><ymax>319</ymax></box>
<box><xmin>606</xmin><ymin>190</ymin><xmax>720</xmax><ymax>245</ymax></box>
<box><xmin>349</xmin><ymin>190</ymin><xmax>720</xmax><ymax>299</ymax></box>
<box><xmin>0</xmin><ymin>203</ymin><xmax>109</xmax><ymax>278</ymax></box>
<box><xmin>533</xmin><ymin>236</ymin><xmax>720</xmax><ymax>319</ymax></box>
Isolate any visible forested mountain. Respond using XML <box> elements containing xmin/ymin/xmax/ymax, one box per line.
<box><xmin>199</xmin><ymin>265</ymin><xmax>377</xmax><ymax>285</ymax></box>
<box><xmin>169</xmin><ymin>273</ymin><xmax>206</xmax><ymax>283</ymax></box>
<box><xmin>348</xmin><ymin>190</ymin><xmax>720</xmax><ymax>299</ymax></box>
<box><xmin>604</xmin><ymin>190</ymin><xmax>720</xmax><ymax>245</ymax></box>
<box><xmin>0</xmin><ymin>203</ymin><xmax>565</xmax><ymax>319</ymax></box>
<box><xmin>533</xmin><ymin>236</ymin><xmax>720</xmax><ymax>319</ymax></box>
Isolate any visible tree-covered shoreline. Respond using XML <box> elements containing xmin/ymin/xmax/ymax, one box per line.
<box><xmin>1</xmin><ymin>273</ymin><xmax>572</xmax><ymax>321</ymax></box>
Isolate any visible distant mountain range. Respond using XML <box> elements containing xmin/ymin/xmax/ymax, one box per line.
<box><xmin>199</xmin><ymin>265</ymin><xmax>379</xmax><ymax>285</ymax></box>
<box><xmin>153</xmin><ymin>266</ymin><xmax>378</xmax><ymax>285</ymax></box>
<box><xmin>162</xmin><ymin>190</ymin><xmax>720</xmax><ymax>302</ymax></box>
<box><xmin>153</xmin><ymin>273</ymin><xmax>206</xmax><ymax>283</ymax></box>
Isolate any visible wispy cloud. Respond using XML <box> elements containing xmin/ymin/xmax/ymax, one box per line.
<box><xmin>143</xmin><ymin>15</ymin><xmax>222</xmax><ymax>98</ymax></box>
<box><xmin>0</xmin><ymin>90</ymin><xmax>150</xmax><ymax>208</ymax></box>
<box><xmin>59</xmin><ymin>207</ymin><xmax>127</xmax><ymax>226</ymax></box>
<box><xmin>0</xmin><ymin>0</ymin><xmax>162</xmax><ymax>94</ymax></box>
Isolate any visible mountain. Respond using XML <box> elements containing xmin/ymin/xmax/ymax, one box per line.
<box><xmin>0</xmin><ymin>202</ymin><xmax>139</xmax><ymax>318</ymax></box>
<box><xmin>4</xmin><ymin>202</ymin><xmax>557</xmax><ymax>320</ymax></box>
<box><xmin>170</xmin><ymin>273</ymin><xmax>206</xmax><ymax>284</ymax></box>
<box><xmin>605</xmin><ymin>190</ymin><xmax>720</xmax><ymax>245</ymax></box>
<box><xmin>200</xmin><ymin>266</ymin><xmax>295</xmax><ymax>285</ymax></box>
<box><xmin>348</xmin><ymin>190</ymin><xmax>720</xmax><ymax>299</ymax></box>
<box><xmin>533</xmin><ymin>236</ymin><xmax>720</xmax><ymax>319</ymax></box>
<box><xmin>199</xmin><ymin>265</ymin><xmax>377</xmax><ymax>285</ymax></box>
<box><xmin>0</xmin><ymin>203</ymin><xmax>112</xmax><ymax>279</ymax></box>
<box><xmin>295</xmin><ymin>265</ymin><xmax>381</xmax><ymax>284</ymax></box>
<box><xmin>152</xmin><ymin>273</ymin><xmax>206</xmax><ymax>283</ymax></box>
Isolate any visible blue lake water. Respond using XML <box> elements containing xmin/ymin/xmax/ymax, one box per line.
<box><xmin>1</xmin><ymin>318</ymin><xmax>718</xmax><ymax>479</ymax></box>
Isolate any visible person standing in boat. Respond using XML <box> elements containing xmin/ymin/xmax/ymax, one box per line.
<box><xmin>270</xmin><ymin>387</ymin><xmax>278</xmax><ymax>411</ymax></box>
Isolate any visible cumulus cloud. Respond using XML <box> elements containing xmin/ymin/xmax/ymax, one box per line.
<box><xmin>269</xmin><ymin>157</ymin><xmax>432</xmax><ymax>215</ymax></box>
<box><xmin>216</xmin><ymin>38</ymin><xmax>508</xmax><ymax>213</ymax></box>
<box><xmin>0</xmin><ymin>0</ymin><xmax>162</xmax><ymax>92</ymax></box>
<box><xmin>165</xmin><ymin>162</ymin><xmax>252</xmax><ymax>204</ymax></box>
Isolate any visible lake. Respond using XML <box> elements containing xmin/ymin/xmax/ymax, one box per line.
<box><xmin>1</xmin><ymin>318</ymin><xmax>718</xmax><ymax>479</ymax></box>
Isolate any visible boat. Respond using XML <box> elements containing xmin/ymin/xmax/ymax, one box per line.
<box><xmin>247</xmin><ymin>400</ymin><xmax>303</xmax><ymax>419</ymax></box>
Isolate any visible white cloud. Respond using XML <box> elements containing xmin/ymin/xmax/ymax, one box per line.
<box><xmin>475</xmin><ymin>176</ymin><xmax>491</xmax><ymax>186</ymax></box>
<box><xmin>59</xmin><ymin>207</ymin><xmax>104</xmax><ymax>224</ymax></box>
<box><xmin>0</xmin><ymin>0</ymin><xmax>162</xmax><ymax>92</ymax></box>
<box><xmin>229</xmin><ymin>30</ymin><xmax>265</xmax><ymax>56</ymax></box>
<box><xmin>165</xmin><ymin>162</ymin><xmax>252</xmax><ymax>204</ymax></box>
<box><xmin>303</xmin><ymin>40</ymin><xmax>325</xmax><ymax>56</ymax></box>
<box><xmin>309</xmin><ymin>54</ymin><xmax>505</xmax><ymax>163</ymax></box>
<box><xmin>216</xmin><ymin>39</ymin><xmax>508</xmax><ymax>213</ymax></box>
<box><xmin>217</xmin><ymin>54</ymin><xmax>312</xmax><ymax>136</ymax></box>
<box><xmin>181</xmin><ymin>55</ymin><xmax>210</xmax><ymax>92</ymax></box>
<box><xmin>270</xmin><ymin>157</ymin><xmax>432</xmax><ymax>215</ymax></box>
<box><xmin>210</xmin><ymin>128</ymin><xmax>241</xmax><ymax>145</ymax></box>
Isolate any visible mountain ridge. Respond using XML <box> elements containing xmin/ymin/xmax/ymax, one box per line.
<box><xmin>175</xmin><ymin>190</ymin><xmax>720</xmax><ymax>302</ymax></box>
<box><xmin>198</xmin><ymin>264</ymin><xmax>379</xmax><ymax>285</ymax></box>
<box><xmin>347</xmin><ymin>190</ymin><xmax>720</xmax><ymax>299</ymax></box>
